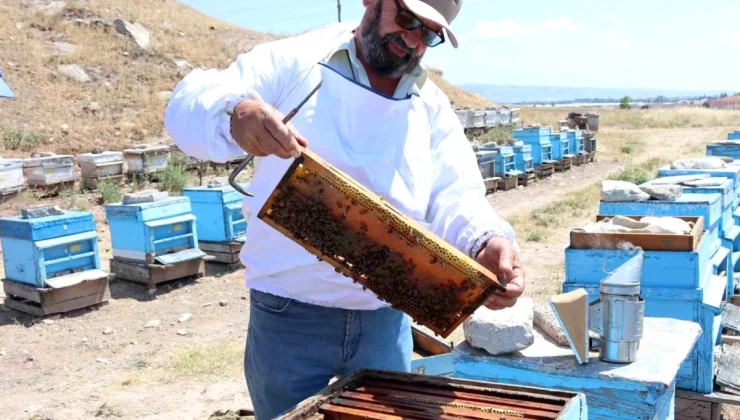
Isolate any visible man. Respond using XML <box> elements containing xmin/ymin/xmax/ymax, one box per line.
<box><xmin>165</xmin><ymin>0</ymin><xmax>525</xmax><ymax>417</ymax></box>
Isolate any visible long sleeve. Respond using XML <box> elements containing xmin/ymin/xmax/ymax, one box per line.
<box><xmin>426</xmin><ymin>94</ymin><xmax>519</xmax><ymax>258</ymax></box>
<box><xmin>164</xmin><ymin>44</ymin><xmax>284</xmax><ymax>163</ymax></box>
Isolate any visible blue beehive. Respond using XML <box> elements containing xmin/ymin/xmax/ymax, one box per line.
<box><xmin>512</xmin><ymin>144</ymin><xmax>533</xmax><ymax>173</ymax></box>
<box><xmin>0</xmin><ymin>206</ymin><xmax>101</xmax><ymax>288</ymax></box>
<box><xmin>658</xmin><ymin>164</ymin><xmax>740</xmax><ymax>201</ymax></box>
<box><xmin>512</xmin><ymin>127</ymin><xmax>554</xmax><ymax>166</ymax></box>
<box><xmin>706</xmin><ymin>141</ymin><xmax>740</xmax><ymax>160</ymax></box>
<box><xmin>729</xmin><ymin>130</ymin><xmax>740</xmax><ymax>140</ymax></box>
<box><xmin>548</xmin><ymin>132</ymin><xmax>570</xmax><ymax>160</ymax></box>
<box><xmin>475</xmin><ymin>150</ymin><xmax>497</xmax><ymax>178</ymax></box>
<box><xmin>564</xmin><ymin>129</ymin><xmax>585</xmax><ymax>155</ymax></box>
<box><xmin>183</xmin><ymin>182</ymin><xmax>248</xmax><ymax>244</ymax></box>
<box><xmin>564</xmin><ymin>232</ymin><xmax>726</xmax><ymax>393</ymax></box>
<box><xmin>491</xmin><ymin>146</ymin><xmax>519</xmax><ymax>177</ymax></box>
<box><xmin>105</xmin><ymin>191</ymin><xmax>206</xmax><ymax>264</ymax></box>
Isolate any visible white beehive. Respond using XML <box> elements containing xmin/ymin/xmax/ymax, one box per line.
<box><xmin>123</xmin><ymin>144</ymin><xmax>169</xmax><ymax>175</ymax></box>
<box><xmin>76</xmin><ymin>151</ymin><xmax>124</xmax><ymax>189</ymax></box>
<box><xmin>0</xmin><ymin>158</ymin><xmax>24</xmax><ymax>193</ymax></box>
<box><xmin>23</xmin><ymin>154</ymin><xmax>74</xmax><ymax>186</ymax></box>
<box><xmin>169</xmin><ymin>144</ymin><xmax>199</xmax><ymax>168</ymax></box>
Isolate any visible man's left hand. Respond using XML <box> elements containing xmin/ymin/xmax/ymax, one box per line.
<box><xmin>475</xmin><ymin>237</ymin><xmax>526</xmax><ymax>311</ymax></box>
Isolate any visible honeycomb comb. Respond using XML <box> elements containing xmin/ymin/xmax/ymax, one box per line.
<box><xmin>258</xmin><ymin>149</ymin><xmax>506</xmax><ymax>337</ymax></box>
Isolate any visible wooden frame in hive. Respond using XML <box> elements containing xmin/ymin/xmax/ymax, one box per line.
<box><xmin>258</xmin><ymin>149</ymin><xmax>506</xmax><ymax>338</ymax></box>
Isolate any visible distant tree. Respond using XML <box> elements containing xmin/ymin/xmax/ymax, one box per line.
<box><xmin>735</xmin><ymin>92</ymin><xmax>740</xmax><ymax>96</ymax></box>
<box><xmin>720</xmin><ymin>93</ymin><xmax>728</xmax><ymax>98</ymax></box>
<box><xmin>654</xmin><ymin>95</ymin><xmax>667</xmax><ymax>103</ymax></box>
<box><xmin>619</xmin><ymin>96</ymin><xmax>632</xmax><ymax>109</ymax></box>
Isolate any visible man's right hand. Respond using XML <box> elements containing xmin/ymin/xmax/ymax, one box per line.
<box><xmin>230</xmin><ymin>100</ymin><xmax>308</xmax><ymax>159</ymax></box>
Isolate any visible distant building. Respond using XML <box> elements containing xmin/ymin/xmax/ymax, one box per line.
<box><xmin>706</xmin><ymin>95</ymin><xmax>740</xmax><ymax>110</ymax></box>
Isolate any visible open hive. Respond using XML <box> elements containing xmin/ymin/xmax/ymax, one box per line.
<box><xmin>279</xmin><ymin>370</ymin><xmax>583</xmax><ymax>420</ymax></box>
<box><xmin>258</xmin><ymin>149</ymin><xmax>505</xmax><ymax>337</ymax></box>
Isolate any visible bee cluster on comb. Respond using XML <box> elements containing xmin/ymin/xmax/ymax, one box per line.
<box><xmin>258</xmin><ymin>149</ymin><xmax>506</xmax><ymax>337</ymax></box>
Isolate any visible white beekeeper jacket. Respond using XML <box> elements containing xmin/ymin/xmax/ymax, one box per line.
<box><xmin>165</xmin><ymin>23</ymin><xmax>519</xmax><ymax>311</ymax></box>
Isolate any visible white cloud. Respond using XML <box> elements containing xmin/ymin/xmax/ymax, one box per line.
<box><xmin>600</xmin><ymin>12</ymin><xmax>623</xmax><ymax>26</ymax></box>
<box><xmin>469</xmin><ymin>16</ymin><xmax>582</xmax><ymax>40</ymax></box>
<box><xmin>725</xmin><ymin>29</ymin><xmax>740</xmax><ymax>46</ymax></box>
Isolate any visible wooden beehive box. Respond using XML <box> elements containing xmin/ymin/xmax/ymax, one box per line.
<box><xmin>278</xmin><ymin>369</ymin><xmax>586</xmax><ymax>420</ymax></box>
<box><xmin>258</xmin><ymin>150</ymin><xmax>505</xmax><ymax>338</ymax></box>
<box><xmin>570</xmin><ymin>215</ymin><xmax>704</xmax><ymax>251</ymax></box>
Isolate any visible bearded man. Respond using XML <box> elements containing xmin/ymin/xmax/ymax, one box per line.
<box><xmin>165</xmin><ymin>0</ymin><xmax>525</xmax><ymax>417</ymax></box>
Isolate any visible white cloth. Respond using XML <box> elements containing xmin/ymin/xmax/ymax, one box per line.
<box><xmin>164</xmin><ymin>23</ymin><xmax>518</xmax><ymax>310</ymax></box>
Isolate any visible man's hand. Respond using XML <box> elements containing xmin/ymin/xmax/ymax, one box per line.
<box><xmin>230</xmin><ymin>100</ymin><xmax>308</xmax><ymax>159</ymax></box>
<box><xmin>475</xmin><ymin>237</ymin><xmax>526</xmax><ymax>311</ymax></box>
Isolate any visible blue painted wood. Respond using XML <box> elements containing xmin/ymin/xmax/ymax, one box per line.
<box><xmin>511</xmin><ymin>144</ymin><xmax>534</xmax><ymax>173</ymax></box>
<box><xmin>548</xmin><ymin>132</ymin><xmax>570</xmax><ymax>159</ymax></box>
<box><xmin>657</xmin><ymin>165</ymin><xmax>740</xmax><ymax>199</ymax></box>
<box><xmin>487</xmin><ymin>146</ymin><xmax>517</xmax><ymax>177</ymax></box>
<box><xmin>707</xmin><ymin>143</ymin><xmax>740</xmax><ymax>160</ymax></box>
<box><xmin>410</xmin><ymin>354</ymin><xmax>454</xmax><ymax>377</ymax></box>
<box><xmin>565</xmin><ymin>130</ymin><xmax>585</xmax><ymax>155</ymax></box>
<box><xmin>725</xmin><ymin>225</ymin><xmax>740</xmax><ymax>252</ymax></box>
<box><xmin>105</xmin><ymin>196</ymin><xmax>201</xmax><ymax>262</ymax></box>
<box><xmin>563</xmin><ymin>275</ymin><xmax>725</xmax><ymax>393</ymax></box>
<box><xmin>599</xmin><ymin>193</ymin><xmax>723</xmax><ymax>241</ymax></box>
<box><xmin>565</xmin><ymin>235</ymin><xmax>719</xmax><ymax>290</ymax></box>
<box><xmin>513</xmin><ymin>127</ymin><xmax>554</xmax><ymax>165</ymax></box>
<box><xmin>729</xmin><ymin>131</ymin><xmax>740</xmax><ymax>140</ymax></box>
<box><xmin>183</xmin><ymin>184</ymin><xmax>248</xmax><ymax>243</ymax></box>
<box><xmin>0</xmin><ymin>211</ymin><xmax>101</xmax><ymax>287</ymax></box>
<box><xmin>453</xmin><ymin>318</ymin><xmax>700</xmax><ymax>419</ymax></box>
<box><xmin>681</xmin><ymin>179</ymin><xmax>735</xmax><ymax>237</ymax></box>
<box><xmin>0</xmin><ymin>211</ymin><xmax>95</xmax><ymax>241</ymax></box>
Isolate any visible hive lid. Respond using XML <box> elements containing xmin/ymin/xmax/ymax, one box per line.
<box><xmin>124</xmin><ymin>144</ymin><xmax>170</xmax><ymax>154</ymax></box>
<box><xmin>76</xmin><ymin>151</ymin><xmax>123</xmax><ymax>162</ymax></box>
<box><xmin>122</xmin><ymin>189</ymin><xmax>170</xmax><ymax>204</ymax></box>
<box><xmin>23</xmin><ymin>154</ymin><xmax>73</xmax><ymax>167</ymax></box>
<box><xmin>22</xmin><ymin>204</ymin><xmax>65</xmax><ymax>219</ymax></box>
<box><xmin>0</xmin><ymin>158</ymin><xmax>23</xmax><ymax>167</ymax></box>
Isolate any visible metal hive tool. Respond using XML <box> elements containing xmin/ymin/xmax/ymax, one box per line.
<box><xmin>258</xmin><ymin>149</ymin><xmax>506</xmax><ymax>337</ymax></box>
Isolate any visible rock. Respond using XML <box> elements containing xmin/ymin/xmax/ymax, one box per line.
<box><xmin>178</xmin><ymin>313</ymin><xmax>192</xmax><ymax>323</ymax></box>
<box><xmin>670</xmin><ymin>157</ymin><xmax>726</xmax><ymax>170</ymax></box>
<box><xmin>58</xmin><ymin>64</ymin><xmax>90</xmax><ymax>83</ymax></box>
<box><xmin>60</xmin><ymin>124</ymin><xmax>70</xmax><ymax>134</ymax></box>
<box><xmin>601</xmin><ymin>180</ymin><xmax>650</xmax><ymax>202</ymax></box>
<box><xmin>84</xmin><ymin>101</ymin><xmax>100</xmax><ymax>112</ymax></box>
<box><xmin>123</xmin><ymin>190</ymin><xmax>169</xmax><ymax>204</ymax></box>
<box><xmin>207</xmin><ymin>179</ymin><xmax>227</xmax><ymax>188</ymax></box>
<box><xmin>719</xmin><ymin>156</ymin><xmax>735</xmax><ymax>163</ymax></box>
<box><xmin>16</xmin><ymin>22</ymin><xmax>24</xmax><ymax>30</ymax></box>
<box><xmin>91</xmin><ymin>146</ymin><xmax>106</xmax><ymax>154</ymax></box>
<box><xmin>202</xmin><ymin>302</ymin><xmax>213</xmax><ymax>308</ymax></box>
<box><xmin>645</xmin><ymin>174</ymin><xmax>709</xmax><ymax>185</ymax></box>
<box><xmin>155</xmin><ymin>90</ymin><xmax>172</xmax><ymax>101</ymax></box>
<box><xmin>113</xmin><ymin>19</ymin><xmax>150</xmax><ymax>50</ymax></box>
<box><xmin>24</xmin><ymin>404</ymin><xmax>43</xmax><ymax>413</ymax></box>
<box><xmin>72</xmin><ymin>18</ymin><xmax>112</xmax><ymax>28</ymax></box>
<box><xmin>38</xmin><ymin>1</ymin><xmax>66</xmax><ymax>15</ymax></box>
<box><xmin>241</xmin><ymin>296</ymin><xmax>247</xmax><ymax>300</ymax></box>
<box><xmin>639</xmin><ymin>184</ymin><xmax>682</xmax><ymax>201</ymax></box>
<box><xmin>145</xmin><ymin>319</ymin><xmax>161</xmax><ymax>328</ymax></box>
<box><xmin>177</xmin><ymin>329</ymin><xmax>188</xmax><ymax>336</ymax></box>
<box><xmin>219</xmin><ymin>300</ymin><xmax>228</xmax><ymax>307</ymax></box>
<box><xmin>681</xmin><ymin>178</ymin><xmax>727</xmax><ymax>187</ymax></box>
<box><xmin>39</xmin><ymin>152</ymin><xmax>56</xmax><ymax>157</ymax></box>
<box><xmin>22</xmin><ymin>205</ymin><xmax>64</xmax><ymax>219</ymax></box>
<box><xmin>173</xmin><ymin>59</ymin><xmax>191</xmax><ymax>68</ymax></box>
<box><xmin>463</xmin><ymin>298</ymin><xmax>534</xmax><ymax>355</ymax></box>
<box><xmin>103</xmin><ymin>327</ymin><xmax>114</xmax><ymax>335</ymax></box>
<box><xmin>96</xmin><ymin>358</ymin><xmax>109</xmax><ymax>364</ymax></box>
<box><xmin>42</xmin><ymin>319</ymin><xmax>56</xmax><ymax>325</ymax></box>
<box><xmin>533</xmin><ymin>303</ymin><xmax>568</xmax><ymax>346</ymax></box>
<box><xmin>53</xmin><ymin>41</ymin><xmax>77</xmax><ymax>56</ymax></box>
<box><xmin>0</xmin><ymin>348</ymin><xmax>6</xmax><ymax>357</ymax></box>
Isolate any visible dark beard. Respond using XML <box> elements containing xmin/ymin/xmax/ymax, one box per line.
<box><xmin>359</xmin><ymin>1</ymin><xmax>424</xmax><ymax>79</ymax></box>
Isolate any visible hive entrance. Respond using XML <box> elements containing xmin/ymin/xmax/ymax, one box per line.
<box><xmin>258</xmin><ymin>149</ymin><xmax>505</xmax><ymax>337</ymax></box>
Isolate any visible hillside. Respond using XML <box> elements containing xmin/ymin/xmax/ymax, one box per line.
<box><xmin>0</xmin><ymin>0</ymin><xmax>492</xmax><ymax>158</ymax></box>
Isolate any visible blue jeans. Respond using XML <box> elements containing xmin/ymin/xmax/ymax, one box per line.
<box><xmin>244</xmin><ymin>290</ymin><xmax>412</xmax><ymax>419</ymax></box>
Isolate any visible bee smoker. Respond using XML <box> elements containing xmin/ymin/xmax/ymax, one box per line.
<box><xmin>551</xmin><ymin>250</ymin><xmax>645</xmax><ymax>364</ymax></box>
<box><xmin>588</xmin><ymin>249</ymin><xmax>646</xmax><ymax>363</ymax></box>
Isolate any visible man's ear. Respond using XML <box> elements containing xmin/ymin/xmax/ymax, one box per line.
<box><xmin>362</xmin><ymin>0</ymin><xmax>375</xmax><ymax>7</ymax></box>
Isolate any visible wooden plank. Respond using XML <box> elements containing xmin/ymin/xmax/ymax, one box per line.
<box><xmin>3</xmin><ymin>297</ymin><xmax>44</xmax><ymax>317</ymax></box>
<box><xmin>3</xmin><ymin>279</ymin><xmax>43</xmax><ymax>303</ymax></box>
<box><xmin>723</xmin><ymin>303</ymin><xmax>740</xmax><ymax>333</ymax></box>
<box><xmin>2</xmin><ymin>277</ymin><xmax>110</xmax><ymax>316</ymax></box>
<box><xmin>40</xmin><ymin>276</ymin><xmax>109</xmax><ymax>307</ymax></box>
<box><xmin>110</xmin><ymin>259</ymin><xmax>151</xmax><ymax>283</ymax></box>
<box><xmin>716</xmin><ymin>344</ymin><xmax>740</xmax><ymax>392</ymax></box>
<box><xmin>497</xmin><ymin>176</ymin><xmax>518</xmax><ymax>191</ymax></box>
<box><xmin>203</xmin><ymin>251</ymin><xmax>241</xmax><ymax>264</ymax></box>
<box><xmin>569</xmin><ymin>215</ymin><xmax>703</xmax><ymax>251</ymax></box>
<box><xmin>150</xmin><ymin>259</ymin><xmax>204</xmax><ymax>283</ymax></box>
<box><xmin>199</xmin><ymin>241</ymin><xmax>243</xmax><ymax>253</ymax></box>
<box><xmin>675</xmin><ymin>389</ymin><xmax>740</xmax><ymax>405</ymax></box>
<box><xmin>675</xmin><ymin>396</ymin><xmax>714</xmax><ymax>420</ymax></box>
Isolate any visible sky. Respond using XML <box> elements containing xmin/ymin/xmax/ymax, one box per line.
<box><xmin>179</xmin><ymin>0</ymin><xmax>740</xmax><ymax>92</ymax></box>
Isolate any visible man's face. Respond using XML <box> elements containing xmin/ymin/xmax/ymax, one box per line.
<box><xmin>359</xmin><ymin>0</ymin><xmax>443</xmax><ymax>79</ymax></box>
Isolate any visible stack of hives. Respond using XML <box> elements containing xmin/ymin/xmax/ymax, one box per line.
<box><xmin>0</xmin><ymin>156</ymin><xmax>25</xmax><ymax>202</ymax></box>
<box><xmin>454</xmin><ymin>106</ymin><xmax>522</xmax><ymax>133</ymax></box>
<box><xmin>563</xmin><ymin>156</ymin><xmax>740</xmax><ymax>396</ymax></box>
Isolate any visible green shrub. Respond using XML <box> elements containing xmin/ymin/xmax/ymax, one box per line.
<box><xmin>159</xmin><ymin>163</ymin><xmax>188</xmax><ymax>194</ymax></box>
<box><xmin>3</xmin><ymin>127</ymin><xmax>45</xmax><ymax>151</ymax></box>
<box><xmin>98</xmin><ymin>180</ymin><xmax>122</xmax><ymax>204</ymax></box>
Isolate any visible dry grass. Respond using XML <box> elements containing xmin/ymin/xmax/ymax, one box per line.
<box><xmin>0</xmin><ymin>0</ymin><xmax>488</xmax><ymax>158</ymax></box>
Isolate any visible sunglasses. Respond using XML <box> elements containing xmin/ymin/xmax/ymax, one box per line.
<box><xmin>393</xmin><ymin>0</ymin><xmax>446</xmax><ymax>48</ymax></box>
